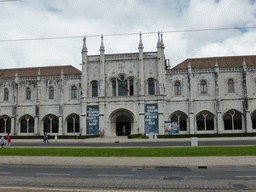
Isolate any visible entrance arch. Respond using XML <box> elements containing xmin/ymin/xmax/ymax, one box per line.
<box><xmin>109</xmin><ymin>109</ymin><xmax>134</xmax><ymax>136</ymax></box>
<box><xmin>116</xmin><ymin>115</ymin><xmax>131</xmax><ymax>136</ymax></box>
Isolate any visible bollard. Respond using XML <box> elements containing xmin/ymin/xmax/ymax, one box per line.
<box><xmin>191</xmin><ymin>137</ymin><xmax>198</xmax><ymax>147</ymax></box>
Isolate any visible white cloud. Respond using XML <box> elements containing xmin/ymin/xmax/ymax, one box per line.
<box><xmin>0</xmin><ymin>0</ymin><xmax>255</xmax><ymax>69</ymax></box>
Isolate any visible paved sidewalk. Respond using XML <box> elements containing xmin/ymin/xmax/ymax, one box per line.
<box><xmin>1</xmin><ymin>156</ymin><xmax>256</xmax><ymax>168</ymax></box>
<box><xmin>10</xmin><ymin>136</ymin><xmax>256</xmax><ymax>143</ymax></box>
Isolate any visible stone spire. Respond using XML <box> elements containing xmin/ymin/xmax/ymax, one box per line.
<box><xmin>100</xmin><ymin>34</ymin><xmax>105</xmax><ymax>52</ymax></box>
<box><xmin>82</xmin><ymin>36</ymin><xmax>87</xmax><ymax>52</ymax></box>
<box><xmin>61</xmin><ymin>67</ymin><xmax>64</xmax><ymax>75</ymax></box>
<box><xmin>243</xmin><ymin>57</ymin><xmax>247</xmax><ymax>66</ymax></box>
<box><xmin>138</xmin><ymin>32</ymin><xmax>143</xmax><ymax>48</ymax></box>
<box><xmin>215</xmin><ymin>58</ymin><xmax>219</xmax><ymax>67</ymax></box>
<box><xmin>161</xmin><ymin>32</ymin><xmax>164</xmax><ymax>47</ymax></box>
<box><xmin>157</xmin><ymin>31</ymin><xmax>161</xmax><ymax>47</ymax></box>
<box><xmin>215</xmin><ymin>58</ymin><xmax>219</xmax><ymax>73</ymax></box>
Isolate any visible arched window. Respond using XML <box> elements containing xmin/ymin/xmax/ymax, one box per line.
<box><xmin>224</xmin><ymin>110</ymin><xmax>242</xmax><ymax>130</ymax></box>
<box><xmin>174</xmin><ymin>81</ymin><xmax>181</xmax><ymax>95</ymax></box>
<box><xmin>170</xmin><ymin>112</ymin><xmax>187</xmax><ymax>131</ymax></box>
<box><xmin>49</xmin><ymin>87</ymin><xmax>54</xmax><ymax>99</ymax></box>
<box><xmin>44</xmin><ymin>115</ymin><xmax>59</xmax><ymax>133</ymax></box>
<box><xmin>118</xmin><ymin>77</ymin><xmax>128</xmax><ymax>96</ymax></box>
<box><xmin>4</xmin><ymin>88</ymin><xmax>9</xmax><ymax>101</ymax></box>
<box><xmin>200</xmin><ymin>80</ymin><xmax>207</xmax><ymax>95</ymax></box>
<box><xmin>252</xmin><ymin>111</ymin><xmax>256</xmax><ymax>129</ymax></box>
<box><xmin>0</xmin><ymin>116</ymin><xmax>11</xmax><ymax>134</ymax></box>
<box><xmin>196</xmin><ymin>111</ymin><xmax>214</xmax><ymax>131</ymax></box>
<box><xmin>112</xmin><ymin>80</ymin><xmax>116</xmax><ymax>96</ymax></box>
<box><xmin>71</xmin><ymin>85</ymin><xmax>77</xmax><ymax>99</ymax></box>
<box><xmin>67</xmin><ymin>114</ymin><xmax>80</xmax><ymax>133</ymax></box>
<box><xmin>26</xmin><ymin>87</ymin><xmax>31</xmax><ymax>100</ymax></box>
<box><xmin>92</xmin><ymin>81</ymin><xmax>98</xmax><ymax>97</ymax></box>
<box><xmin>228</xmin><ymin>79</ymin><xmax>235</xmax><ymax>93</ymax></box>
<box><xmin>148</xmin><ymin>78</ymin><xmax>155</xmax><ymax>95</ymax></box>
<box><xmin>20</xmin><ymin>115</ymin><xmax>34</xmax><ymax>133</ymax></box>
<box><xmin>129</xmin><ymin>79</ymin><xmax>134</xmax><ymax>96</ymax></box>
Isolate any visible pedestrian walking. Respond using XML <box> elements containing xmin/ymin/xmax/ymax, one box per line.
<box><xmin>6</xmin><ymin>133</ymin><xmax>11</xmax><ymax>147</ymax></box>
<box><xmin>102</xmin><ymin>129</ymin><xmax>105</xmax><ymax>138</ymax></box>
<box><xmin>0</xmin><ymin>135</ymin><xmax>5</xmax><ymax>148</ymax></box>
<box><xmin>99</xmin><ymin>130</ymin><xmax>102</xmax><ymax>138</ymax></box>
<box><xmin>45</xmin><ymin>132</ymin><xmax>49</xmax><ymax>143</ymax></box>
<box><xmin>43</xmin><ymin>132</ymin><xmax>46</xmax><ymax>143</ymax></box>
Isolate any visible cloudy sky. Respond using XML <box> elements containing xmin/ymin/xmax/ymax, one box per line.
<box><xmin>0</xmin><ymin>0</ymin><xmax>256</xmax><ymax>70</ymax></box>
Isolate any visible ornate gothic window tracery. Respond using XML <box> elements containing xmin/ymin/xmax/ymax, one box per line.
<box><xmin>49</xmin><ymin>87</ymin><xmax>54</xmax><ymax>99</ymax></box>
<box><xmin>4</xmin><ymin>88</ymin><xmax>9</xmax><ymax>101</ymax></box>
<box><xmin>26</xmin><ymin>87</ymin><xmax>31</xmax><ymax>100</ymax></box>
<box><xmin>20</xmin><ymin>115</ymin><xmax>34</xmax><ymax>133</ymax></box>
<box><xmin>67</xmin><ymin>114</ymin><xmax>80</xmax><ymax>133</ymax></box>
<box><xmin>200</xmin><ymin>80</ymin><xmax>207</xmax><ymax>95</ymax></box>
<box><xmin>174</xmin><ymin>81</ymin><xmax>181</xmax><ymax>95</ymax></box>
<box><xmin>71</xmin><ymin>85</ymin><xmax>77</xmax><ymax>99</ymax></box>
<box><xmin>228</xmin><ymin>79</ymin><xmax>235</xmax><ymax>93</ymax></box>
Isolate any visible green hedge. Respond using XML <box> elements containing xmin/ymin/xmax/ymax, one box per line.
<box><xmin>9</xmin><ymin>135</ymin><xmax>54</xmax><ymax>139</ymax></box>
<box><xmin>157</xmin><ymin>132</ymin><xmax>256</xmax><ymax>138</ymax></box>
<box><xmin>127</xmin><ymin>133</ymin><xmax>144</xmax><ymax>139</ymax></box>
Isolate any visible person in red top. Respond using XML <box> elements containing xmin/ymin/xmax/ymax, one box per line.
<box><xmin>6</xmin><ymin>133</ymin><xmax>11</xmax><ymax>147</ymax></box>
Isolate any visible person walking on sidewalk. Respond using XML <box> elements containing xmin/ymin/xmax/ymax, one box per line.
<box><xmin>6</xmin><ymin>133</ymin><xmax>11</xmax><ymax>147</ymax></box>
<box><xmin>102</xmin><ymin>129</ymin><xmax>105</xmax><ymax>138</ymax></box>
<box><xmin>0</xmin><ymin>135</ymin><xmax>5</xmax><ymax>147</ymax></box>
<box><xmin>45</xmin><ymin>132</ymin><xmax>49</xmax><ymax>143</ymax></box>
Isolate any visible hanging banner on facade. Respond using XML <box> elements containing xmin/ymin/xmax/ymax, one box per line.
<box><xmin>86</xmin><ymin>105</ymin><xmax>99</xmax><ymax>134</ymax></box>
<box><xmin>164</xmin><ymin>121</ymin><xmax>179</xmax><ymax>134</ymax></box>
<box><xmin>145</xmin><ymin>104</ymin><xmax>158</xmax><ymax>134</ymax></box>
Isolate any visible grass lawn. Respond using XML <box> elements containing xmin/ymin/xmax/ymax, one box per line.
<box><xmin>0</xmin><ymin>146</ymin><xmax>256</xmax><ymax>157</ymax></box>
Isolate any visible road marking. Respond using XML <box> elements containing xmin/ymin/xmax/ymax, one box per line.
<box><xmin>97</xmin><ymin>174</ymin><xmax>134</xmax><ymax>177</ymax></box>
<box><xmin>0</xmin><ymin>186</ymin><xmax>136</xmax><ymax>191</ymax></box>
<box><xmin>35</xmin><ymin>173</ymin><xmax>71</xmax><ymax>176</ymax></box>
<box><xmin>235</xmin><ymin>176</ymin><xmax>256</xmax><ymax>178</ymax></box>
<box><xmin>188</xmin><ymin>176</ymin><xmax>205</xmax><ymax>178</ymax></box>
<box><xmin>0</xmin><ymin>172</ymin><xmax>11</xmax><ymax>174</ymax></box>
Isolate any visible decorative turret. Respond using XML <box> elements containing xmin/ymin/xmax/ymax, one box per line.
<box><xmin>81</xmin><ymin>36</ymin><xmax>88</xmax><ymax>97</ymax></box>
<box><xmin>100</xmin><ymin>34</ymin><xmax>105</xmax><ymax>52</ymax></box>
<box><xmin>215</xmin><ymin>58</ymin><xmax>219</xmax><ymax>73</ymax></box>
<box><xmin>99</xmin><ymin>35</ymin><xmax>105</xmax><ymax>97</ymax></box>
<box><xmin>138</xmin><ymin>32</ymin><xmax>144</xmax><ymax>95</ymax></box>
<box><xmin>188</xmin><ymin>60</ymin><xmax>191</xmax><ymax>74</ymax></box>
<box><xmin>82</xmin><ymin>36</ymin><xmax>87</xmax><ymax>52</ymax></box>
<box><xmin>157</xmin><ymin>31</ymin><xmax>161</xmax><ymax>48</ymax></box>
<box><xmin>161</xmin><ymin>32</ymin><xmax>164</xmax><ymax>48</ymax></box>
<box><xmin>138</xmin><ymin>32</ymin><xmax>143</xmax><ymax>49</ymax></box>
<box><xmin>243</xmin><ymin>57</ymin><xmax>247</xmax><ymax>72</ymax></box>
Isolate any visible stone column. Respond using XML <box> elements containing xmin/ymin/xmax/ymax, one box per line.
<box><xmin>11</xmin><ymin>117</ymin><xmax>15</xmax><ymax>135</ymax></box>
<box><xmin>34</xmin><ymin>116</ymin><xmax>38</xmax><ymax>135</ymax></box>
<box><xmin>189</xmin><ymin>113</ymin><xmax>195</xmax><ymax>134</ymax></box>
<box><xmin>59</xmin><ymin>116</ymin><xmax>63</xmax><ymax>135</ymax></box>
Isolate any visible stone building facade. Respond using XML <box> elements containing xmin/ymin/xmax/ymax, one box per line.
<box><xmin>1</xmin><ymin>33</ymin><xmax>256</xmax><ymax>136</ymax></box>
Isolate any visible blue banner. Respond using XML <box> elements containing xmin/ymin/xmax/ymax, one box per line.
<box><xmin>86</xmin><ymin>105</ymin><xmax>99</xmax><ymax>134</ymax></box>
<box><xmin>145</xmin><ymin>104</ymin><xmax>158</xmax><ymax>134</ymax></box>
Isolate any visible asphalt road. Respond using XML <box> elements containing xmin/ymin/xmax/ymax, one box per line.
<box><xmin>10</xmin><ymin>139</ymin><xmax>256</xmax><ymax>147</ymax></box>
<box><xmin>0</xmin><ymin>164</ymin><xmax>256</xmax><ymax>190</ymax></box>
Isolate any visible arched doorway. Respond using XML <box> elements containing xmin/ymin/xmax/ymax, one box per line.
<box><xmin>109</xmin><ymin>108</ymin><xmax>134</xmax><ymax>136</ymax></box>
<box><xmin>116</xmin><ymin>115</ymin><xmax>131</xmax><ymax>136</ymax></box>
